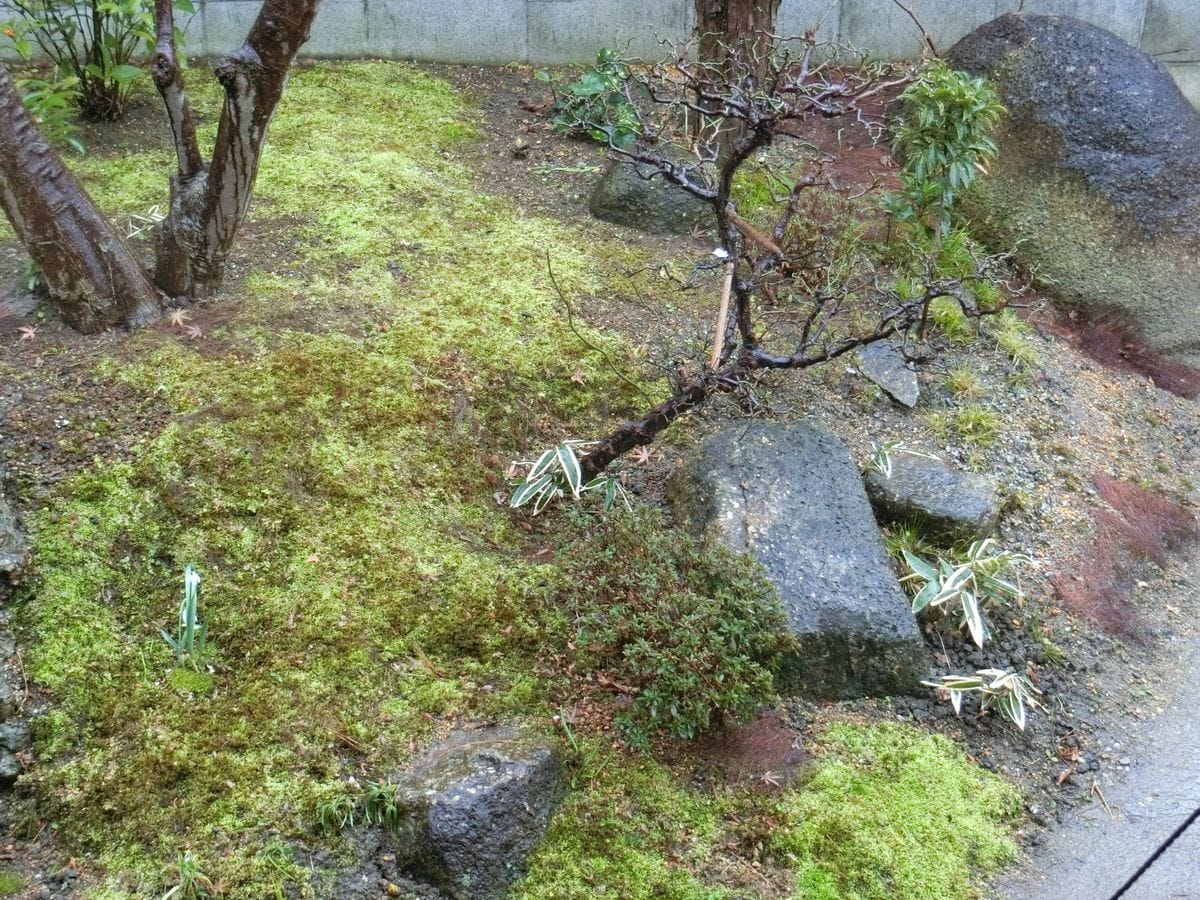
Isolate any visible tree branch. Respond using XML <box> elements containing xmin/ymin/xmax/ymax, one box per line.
<box><xmin>151</xmin><ymin>0</ymin><xmax>203</xmax><ymax>179</ymax></box>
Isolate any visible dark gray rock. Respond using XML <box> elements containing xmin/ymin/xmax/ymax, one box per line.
<box><xmin>0</xmin><ymin>494</ymin><xmax>27</xmax><ymax>575</ymax></box>
<box><xmin>0</xmin><ymin>677</ymin><xmax>15</xmax><ymax>720</ymax></box>
<box><xmin>0</xmin><ymin>750</ymin><xmax>18</xmax><ymax>785</ymax></box>
<box><xmin>589</xmin><ymin>159</ymin><xmax>713</xmax><ymax>234</ymax></box>
<box><xmin>670</xmin><ymin>421</ymin><xmax>928</xmax><ymax>698</ymax></box>
<box><xmin>858</xmin><ymin>343</ymin><xmax>920</xmax><ymax>408</ymax></box>
<box><xmin>0</xmin><ymin>722</ymin><xmax>30</xmax><ymax>752</ymax></box>
<box><xmin>863</xmin><ymin>453</ymin><xmax>1002</xmax><ymax>545</ymax></box>
<box><xmin>395</xmin><ymin>728</ymin><xmax>564</xmax><ymax>900</ymax></box>
<box><xmin>949</xmin><ymin>14</ymin><xmax>1200</xmax><ymax>368</ymax></box>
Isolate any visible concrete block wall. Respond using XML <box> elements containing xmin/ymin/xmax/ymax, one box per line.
<box><xmin>3</xmin><ymin>0</ymin><xmax>1198</xmax><ymax>105</ymax></box>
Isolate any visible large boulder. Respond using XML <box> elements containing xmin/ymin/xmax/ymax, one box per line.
<box><xmin>949</xmin><ymin>14</ymin><xmax>1200</xmax><ymax>369</ymax></box>
<box><xmin>589</xmin><ymin>159</ymin><xmax>714</xmax><ymax>234</ymax></box>
<box><xmin>863</xmin><ymin>453</ymin><xmax>1002</xmax><ymax>546</ymax></box>
<box><xmin>669</xmin><ymin>422</ymin><xmax>928</xmax><ymax>698</ymax></box>
<box><xmin>393</xmin><ymin>728</ymin><xmax>564</xmax><ymax>899</ymax></box>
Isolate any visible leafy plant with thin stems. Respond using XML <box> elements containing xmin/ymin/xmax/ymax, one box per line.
<box><xmin>316</xmin><ymin>793</ymin><xmax>356</xmax><ymax>835</ymax></box>
<box><xmin>162</xmin><ymin>850</ymin><xmax>215</xmax><ymax>900</ymax></box>
<box><xmin>1</xmin><ymin>0</ymin><xmax>194</xmax><ymax>121</ymax></box>
<box><xmin>864</xmin><ymin>440</ymin><xmax>940</xmax><ymax>479</ymax></box>
<box><xmin>902</xmin><ymin>538</ymin><xmax>1029</xmax><ymax>649</ymax></box>
<box><xmin>922</xmin><ymin>668</ymin><xmax>1042</xmax><ymax>731</ymax></box>
<box><xmin>539</xmin><ymin>47</ymin><xmax>642</xmax><ymax>148</ymax></box>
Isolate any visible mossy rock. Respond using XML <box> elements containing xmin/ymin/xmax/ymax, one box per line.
<box><xmin>589</xmin><ymin>158</ymin><xmax>714</xmax><ymax>235</ymax></box>
<box><xmin>949</xmin><ymin>14</ymin><xmax>1200</xmax><ymax>369</ymax></box>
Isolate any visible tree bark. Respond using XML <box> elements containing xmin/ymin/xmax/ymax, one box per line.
<box><xmin>694</xmin><ymin>0</ymin><xmax>782</xmax><ymax>156</ymax></box>
<box><xmin>0</xmin><ymin>66</ymin><xmax>162</xmax><ymax>333</ymax></box>
<box><xmin>154</xmin><ymin>0</ymin><xmax>321</xmax><ymax>299</ymax></box>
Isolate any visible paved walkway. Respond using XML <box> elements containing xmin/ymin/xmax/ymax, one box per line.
<box><xmin>997</xmin><ymin>631</ymin><xmax>1200</xmax><ymax>899</ymax></box>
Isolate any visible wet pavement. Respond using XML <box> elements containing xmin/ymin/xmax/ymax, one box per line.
<box><xmin>997</xmin><ymin>629</ymin><xmax>1200</xmax><ymax>899</ymax></box>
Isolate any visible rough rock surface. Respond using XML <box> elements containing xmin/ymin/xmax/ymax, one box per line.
<box><xmin>863</xmin><ymin>453</ymin><xmax>1002</xmax><ymax>545</ymax></box>
<box><xmin>394</xmin><ymin>728</ymin><xmax>564</xmax><ymax>899</ymax></box>
<box><xmin>858</xmin><ymin>342</ymin><xmax>920</xmax><ymax>408</ymax></box>
<box><xmin>948</xmin><ymin>14</ymin><xmax>1200</xmax><ymax>369</ymax></box>
<box><xmin>0</xmin><ymin>493</ymin><xmax>26</xmax><ymax>575</ymax></box>
<box><xmin>669</xmin><ymin>421</ymin><xmax>928</xmax><ymax>698</ymax></box>
<box><xmin>588</xmin><ymin>159</ymin><xmax>713</xmax><ymax>234</ymax></box>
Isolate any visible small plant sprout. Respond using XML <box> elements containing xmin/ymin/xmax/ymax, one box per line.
<box><xmin>902</xmin><ymin>539</ymin><xmax>1030</xmax><ymax>649</ymax></box>
<box><xmin>362</xmin><ymin>780</ymin><xmax>402</xmax><ymax>829</ymax></box>
<box><xmin>316</xmin><ymin>793</ymin><xmax>356</xmax><ymax>835</ymax></box>
<box><xmin>864</xmin><ymin>441</ymin><xmax>940</xmax><ymax>479</ymax></box>
<box><xmin>160</xmin><ymin>565</ymin><xmax>209</xmax><ymax>670</ymax></box>
<box><xmin>923</xmin><ymin>669</ymin><xmax>1043</xmax><ymax>731</ymax></box>
<box><xmin>510</xmin><ymin>441</ymin><xmax>629</xmax><ymax>515</ymax></box>
<box><xmin>162</xmin><ymin>850</ymin><xmax>216</xmax><ymax>900</ymax></box>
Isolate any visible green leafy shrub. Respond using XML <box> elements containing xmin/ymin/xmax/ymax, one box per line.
<box><xmin>773</xmin><ymin>723</ymin><xmax>1020</xmax><ymax>899</ymax></box>
<box><xmin>542</xmin><ymin>48</ymin><xmax>641</xmax><ymax>148</ymax></box>
<box><xmin>1</xmin><ymin>0</ymin><xmax>194</xmax><ymax>121</ymax></box>
<box><xmin>888</xmin><ymin>61</ymin><xmax>1004</xmax><ymax>236</ymax></box>
<box><xmin>9</xmin><ymin>65</ymin><xmax>84</xmax><ymax>153</ymax></box>
<box><xmin>555</xmin><ymin>508</ymin><xmax>790</xmax><ymax>747</ymax></box>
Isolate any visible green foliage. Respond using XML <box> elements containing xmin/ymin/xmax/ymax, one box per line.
<box><xmin>0</xmin><ymin>871</ymin><xmax>24</xmax><ymax>897</ymax></box>
<box><xmin>555</xmin><ymin>508</ymin><xmax>789</xmax><ymax>747</ymax></box>
<box><xmin>8</xmin><ymin>64</ymin><xmax>84</xmax><ymax>153</ymax></box>
<box><xmin>316</xmin><ymin>793</ymin><xmax>356</xmax><ymax>835</ymax></box>
<box><xmin>944</xmin><ymin>364</ymin><xmax>983</xmax><ymax>399</ymax></box>
<box><xmin>773</xmin><ymin>723</ymin><xmax>1020</xmax><ymax>899</ymax></box>
<box><xmin>161</xmin><ymin>851</ymin><xmax>215</xmax><ymax>900</ymax></box>
<box><xmin>544</xmin><ymin>49</ymin><xmax>641</xmax><ymax>147</ymax></box>
<box><xmin>901</xmin><ymin>539</ymin><xmax>1029</xmax><ymax>648</ymax></box>
<box><xmin>889</xmin><ymin>61</ymin><xmax>1005</xmax><ymax>236</ymax></box>
<box><xmin>159</xmin><ymin>565</ymin><xmax>209</xmax><ymax>671</ymax></box>
<box><xmin>930</xmin><ymin>296</ymin><xmax>975</xmax><ymax>344</ymax></box>
<box><xmin>985</xmin><ymin>309</ymin><xmax>1038</xmax><ymax>369</ymax></box>
<box><xmin>362</xmin><ymin>780</ymin><xmax>403</xmax><ymax>829</ymax></box>
<box><xmin>0</xmin><ymin>0</ymin><xmax>194</xmax><ymax>121</ymax></box>
<box><xmin>510</xmin><ymin>441</ymin><xmax>628</xmax><ymax>515</ymax></box>
<box><xmin>922</xmin><ymin>669</ymin><xmax>1042</xmax><ymax>731</ymax></box>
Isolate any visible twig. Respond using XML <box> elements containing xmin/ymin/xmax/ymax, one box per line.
<box><xmin>545</xmin><ymin>252</ymin><xmax>654</xmax><ymax>404</ymax></box>
<box><xmin>709</xmin><ymin>263</ymin><xmax>735</xmax><ymax>370</ymax></box>
<box><xmin>729</xmin><ymin>211</ymin><xmax>784</xmax><ymax>256</ymax></box>
<box><xmin>889</xmin><ymin>0</ymin><xmax>938</xmax><ymax>57</ymax></box>
<box><xmin>1091</xmin><ymin>779</ymin><xmax>1115</xmax><ymax>819</ymax></box>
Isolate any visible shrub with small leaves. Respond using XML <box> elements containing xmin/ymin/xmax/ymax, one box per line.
<box><xmin>555</xmin><ymin>507</ymin><xmax>791</xmax><ymax>748</ymax></box>
<box><xmin>888</xmin><ymin>61</ymin><xmax>1004</xmax><ymax>236</ymax></box>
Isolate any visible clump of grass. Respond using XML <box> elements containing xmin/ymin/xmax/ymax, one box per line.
<box><xmin>772</xmin><ymin>723</ymin><xmax>1020</xmax><ymax>899</ymax></box>
<box><xmin>929</xmin><ymin>296</ymin><xmax>975</xmax><ymax>345</ymax></box>
<box><xmin>0</xmin><ymin>870</ymin><xmax>24</xmax><ymax>898</ymax></box>
<box><xmin>949</xmin><ymin>405</ymin><xmax>1001</xmax><ymax>446</ymax></box>
<box><xmin>986</xmin><ymin>310</ymin><xmax>1037</xmax><ymax>368</ymax></box>
<box><xmin>943</xmin><ymin>364</ymin><xmax>982</xmax><ymax>399</ymax></box>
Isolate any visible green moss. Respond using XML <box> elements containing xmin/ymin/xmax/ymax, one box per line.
<box><xmin>17</xmin><ymin>62</ymin><xmax>657</xmax><ymax>896</ymax></box>
<box><xmin>773</xmin><ymin>723</ymin><xmax>1020</xmax><ymax>899</ymax></box>
<box><xmin>515</xmin><ymin>740</ymin><xmax>731</xmax><ymax>900</ymax></box>
<box><xmin>0</xmin><ymin>870</ymin><xmax>24</xmax><ymax>897</ymax></box>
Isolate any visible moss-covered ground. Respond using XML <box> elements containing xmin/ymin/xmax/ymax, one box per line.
<box><xmin>7</xmin><ymin>62</ymin><xmax>1021</xmax><ymax>897</ymax></box>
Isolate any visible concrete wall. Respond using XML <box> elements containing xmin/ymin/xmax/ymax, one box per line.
<box><xmin>3</xmin><ymin>0</ymin><xmax>1198</xmax><ymax>104</ymax></box>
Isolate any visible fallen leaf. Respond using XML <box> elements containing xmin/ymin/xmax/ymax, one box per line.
<box><xmin>17</xmin><ymin>325</ymin><xmax>36</xmax><ymax>341</ymax></box>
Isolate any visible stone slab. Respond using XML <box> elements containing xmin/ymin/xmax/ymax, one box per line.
<box><xmin>1143</xmin><ymin>0</ymin><xmax>1200</xmax><ymax>61</ymax></box>
<box><xmin>840</xmin><ymin>0</ymin><xmax>1001</xmax><ymax>60</ymax></box>
<box><xmin>670</xmin><ymin>421</ymin><xmax>929</xmax><ymax>699</ymax></box>
<box><xmin>528</xmin><ymin>0</ymin><xmax>690</xmax><ymax>65</ymax></box>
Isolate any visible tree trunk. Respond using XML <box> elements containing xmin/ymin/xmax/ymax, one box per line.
<box><xmin>0</xmin><ymin>66</ymin><xmax>162</xmax><ymax>333</ymax></box>
<box><xmin>694</xmin><ymin>0</ymin><xmax>782</xmax><ymax>157</ymax></box>
<box><xmin>153</xmin><ymin>0</ymin><xmax>321</xmax><ymax>300</ymax></box>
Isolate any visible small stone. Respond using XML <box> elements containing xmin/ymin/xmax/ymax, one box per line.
<box><xmin>0</xmin><ymin>494</ymin><xmax>27</xmax><ymax>575</ymax></box>
<box><xmin>0</xmin><ymin>722</ymin><xmax>30</xmax><ymax>752</ymax></box>
<box><xmin>0</xmin><ymin>678</ymin><xmax>16</xmax><ymax>720</ymax></box>
<box><xmin>589</xmin><ymin>159</ymin><xmax>714</xmax><ymax>235</ymax></box>
<box><xmin>0</xmin><ymin>750</ymin><xmax>19</xmax><ymax>785</ymax></box>
<box><xmin>863</xmin><ymin>453</ymin><xmax>1003</xmax><ymax>545</ymax></box>
<box><xmin>858</xmin><ymin>343</ymin><xmax>920</xmax><ymax>408</ymax></box>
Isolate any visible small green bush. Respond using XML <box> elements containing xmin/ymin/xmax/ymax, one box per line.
<box><xmin>555</xmin><ymin>508</ymin><xmax>790</xmax><ymax>747</ymax></box>
<box><xmin>542</xmin><ymin>49</ymin><xmax>641</xmax><ymax>148</ymax></box>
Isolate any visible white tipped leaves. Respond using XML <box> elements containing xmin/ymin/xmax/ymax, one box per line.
<box><xmin>509</xmin><ymin>441</ymin><xmax>630</xmax><ymax>516</ymax></box>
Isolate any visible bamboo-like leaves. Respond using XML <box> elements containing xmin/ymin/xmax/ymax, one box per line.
<box><xmin>922</xmin><ymin>668</ymin><xmax>1042</xmax><ymax>731</ymax></box>
<box><xmin>510</xmin><ymin>441</ymin><xmax>631</xmax><ymax>516</ymax></box>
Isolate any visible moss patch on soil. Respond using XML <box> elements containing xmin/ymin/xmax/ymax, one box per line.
<box><xmin>9</xmin><ymin>62</ymin><xmax>1023</xmax><ymax>898</ymax></box>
